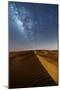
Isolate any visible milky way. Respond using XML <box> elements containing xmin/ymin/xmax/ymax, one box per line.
<box><xmin>9</xmin><ymin>3</ymin><xmax>35</xmax><ymax>46</ymax></box>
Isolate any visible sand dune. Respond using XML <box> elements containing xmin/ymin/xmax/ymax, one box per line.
<box><xmin>9</xmin><ymin>50</ymin><xmax>58</xmax><ymax>88</ymax></box>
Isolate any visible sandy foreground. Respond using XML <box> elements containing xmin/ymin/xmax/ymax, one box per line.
<box><xmin>34</xmin><ymin>51</ymin><xmax>58</xmax><ymax>83</ymax></box>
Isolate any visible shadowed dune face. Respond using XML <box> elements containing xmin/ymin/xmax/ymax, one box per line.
<box><xmin>9</xmin><ymin>50</ymin><xmax>58</xmax><ymax>88</ymax></box>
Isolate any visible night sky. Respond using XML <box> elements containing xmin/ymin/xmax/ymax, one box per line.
<box><xmin>9</xmin><ymin>2</ymin><xmax>58</xmax><ymax>51</ymax></box>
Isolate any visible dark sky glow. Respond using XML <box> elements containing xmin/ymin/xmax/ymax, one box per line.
<box><xmin>9</xmin><ymin>2</ymin><xmax>58</xmax><ymax>51</ymax></box>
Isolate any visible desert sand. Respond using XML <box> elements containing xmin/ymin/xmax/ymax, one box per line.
<box><xmin>9</xmin><ymin>50</ymin><xmax>58</xmax><ymax>88</ymax></box>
